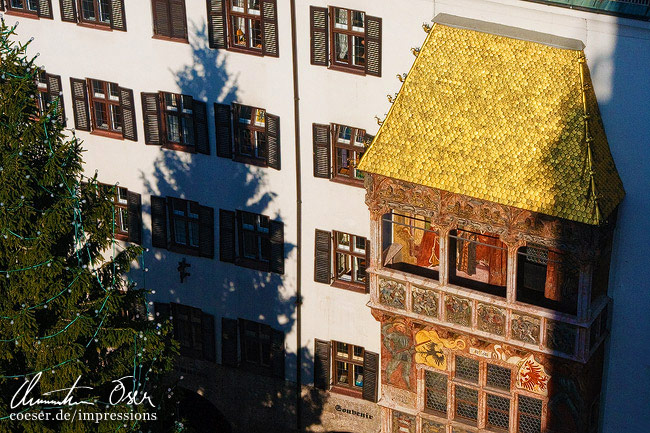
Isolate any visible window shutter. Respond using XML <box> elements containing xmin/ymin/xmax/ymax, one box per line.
<box><xmin>266</xmin><ymin>113</ymin><xmax>280</xmax><ymax>170</ymax></box>
<box><xmin>269</xmin><ymin>220</ymin><xmax>284</xmax><ymax>275</ymax></box>
<box><xmin>198</xmin><ymin>205</ymin><xmax>214</xmax><ymax>258</ymax></box>
<box><xmin>214</xmin><ymin>103</ymin><xmax>233</xmax><ymax>158</ymax></box>
<box><xmin>150</xmin><ymin>196</ymin><xmax>168</xmax><ymax>248</ymax></box>
<box><xmin>312</xmin><ymin>123</ymin><xmax>331</xmax><ymax>178</ymax></box>
<box><xmin>206</xmin><ymin>0</ymin><xmax>226</xmax><ymax>49</ymax></box>
<box><xmin>110</xmin><ymin>0</ymin><xmax>126</xmax><ymax>31</ymax></box>
<box><xmin>202</xmin><ymin>313</ymin><xmax>216</xmax><ymax>362</ymax></box>
<box><xmin>38</xmin><ymin>0</ymin><xmax>53</xmax><ymax>18</ymax></box>
<box><xmin>193</xmin><ymin>100</ymin><xmax>209</xmax><ymax>155</ymax></box>
<box><xmin>362</xmin><ymin>350</ymin><xmax>379</xmax><ymax>402</ymax></box>
<box><xmin>314</xmin><ymin>339</ymin><xmax>331</xmax><ymax>390</ymax></box>
<box><xmin>365</xmin><ymin>16</ymin><xmax>382</xmax><ymax>77</ymax></box>
<box><xmin>169</xmin><ymin>0</ymin><xmax>187</xmax><ymax>39</ymax></box>
<box><xmin>261</xmin><ymin>0</ymin><xmax>279</xmax><ymax>57</ymax></box>
<box><xmin>365</xmin><ymin>239</ymin><xmax>371</xmax><ymax>293</ymax></box>
<box><xmin>141</xmin><ymin>92</ymin><xmax>162</xmax><ymax>145</ymax></box>
<box><xmin>0</xmin><ymin>1</ymin><xmax>3</xmax><ymax>11</ymax></box>
<box><xmin>310</xmin><ymin>6</ymin><xmax>328</xmax><ymax>66</ymax></box>
<box><xmin>219</xmin><ymin>209</ymin><xmax>236</xmax><ymax>263</ymax></box>
<box><xmin>46</xmin><ymin>73</ymin><xmax>66</xmax><ymax>127</ymax></box>
<box><xmin>154</xmin><ymin>302</ymin><xmax>171</xmax><ymax>321</ymax></box>
<box><xmin>314</xmin><ymin>229</ymin><xmax>331</xmax><ymax>284</ymax></box>
<box><xmin>152</xmin><ymin>0</ymin><xmax>171</xmax><ymax>37</ymax></box>
<box><xmin>59</xmin><ymin>0</ymin><xmax>77</xmax><ymax>22</ymax></box>
<box><xmin>118</xmin><ymin>87</ymin><xmax>137</xmax><ymax>141</ymax></box>
<box><xmin>70</xmin><ymin>78</ymin><xmax>90</xmax><ymax>131</ymax></box>
<box><xmin>127</xmin><ymin>191</ymin><xmax>142</xmax><ymax>244</ymax></box>
<box><xmin>221</xmin><ymin>317</ymin><xmax>239</xmax><ymax>366</ymax></box>
<box><xmin>270</xmin><ymin>328</ymin><xmax>285</xmax><ymax>379</ymax></box>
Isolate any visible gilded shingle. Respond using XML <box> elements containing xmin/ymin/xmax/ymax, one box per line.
<box><xmin>358</xmin><ymin>22</ymin><xmax>624</xmax><ymax>225</ymax></box>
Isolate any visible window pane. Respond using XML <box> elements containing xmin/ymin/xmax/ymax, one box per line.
<box><xmin>165</xmin><ymin>93</ymin><xmax>178</xmax><ymax>110</ymax></box>
<box><xmin>336</xmin><ymin>361</ymin><xmax>349</xmax><ymax>384</ymax></box>
<box><xmin>336</xmin><ymin>148</ymin><xmax>352</xmax><ymax>177</ymax></box>
<box><xmin>518</xmin><ymin>395</ymin><xmax>542</xmax><ymax>433</ymax></box>
<box><xmin>352</xmin><ymin>345</ymin><xmax>363</xmax><ymax>361</ymax></box>
<box><xmin>245</xmin><ymin>338</ymin><xmax>260</xmax><ymax>363</ymax></box>
<box><xmin>353</xmin><ymin>364</ymin><xmax>364</xmax><ymax>387</ymax></box>
<box><xmin>167</xmin><ymin>114</ymin><xmax>180</xmax><ymax>143</ymax></box>
<box><xmin>336</xmin><ymin>342</ymin><xmax>349</xmax><ymax>358</ymax></box>
<box><xmin>182</xmin><ymin>117</ymin><xmax>194</xmax><ymax>146</ymax></box>
<box><xmin>487</xmin><ymin>364</ymin><xmax>511</xmax><ymax>390</ymax></box>
<box><xmin>487</xmin><ymin>394</ymin><xmax>510</xmax><ymax>430</ymax></box>
<box><xmin>27</xmin><ymin>0</ymin><xmax>39</xmax><ymax>11</ymax></box>
<box><xmin>254</xmin><ymin>109</ymin><xmax>266</xmax><ymax>127</ymax></box>
<box><xmin>81</xmin><ymin>0</ymin><xmax>96</xmax><ymax>20</ymax></box>
<box><xmin>455</xmin><ymin>386</ymin><xmax>478</xmax><ymax>422</ymax></box>
<box><xmin>110</xmin><ymin>105</ymin><xmax>122</xmax><ymax>132</ymax></box>
<box><xmin>239</xmin><ymin>105</ymin><xmax>252</xmax><ymax>123</ymax></box>
<box><xmin>455</xmin><ymin>356</ymin><xmax>479</xmax><ymax>383</ymax></box>
<box><xmin>260</xmin><ymin>237</ymin><xmax>270</xmax><ymax>261</ymax></box>
<box><xmin>10</xmin><ymin>0</ymin><xmax>23</xmax><ymax>9</ymax></box>
<box><xmin>354</xmin><ymin>236</ymin><xmax>366</xmax><ymax>253</ymax></box>
<box><xmin>256</xmin><ymin>131</ymin><xmax>267</xmax><ymax>159</ymax></box>
<box><xmin>248</xmin><ymin>0</ymin><xmax>260</xmax><ymax>14</ymax></box>
<box><xmin>92</xmin><ymin>80</ymin><xmax>105</xmax><ymax>97</ymax></box>
<box><xmin>239</xmin><ymin>128</ymin><xmax>253</xmax><ymax>155</ymax></box>
<box><xmin>353</xmin><ymin>150</ymin><xmax>365</xmax><ymax>180</ymax></box>
<box><xmin>351</xmin><ymin>11</ymin><xmax>365</xmax><ymax>30</ymax></box>
<box><xmin>453</xmin><ymin>229</ymin><xmax>508</xmax><ymax>289</ymax></box>
<box><xmin>118</xmin><ymin>208</ymin><xmax>128</xmax><ymax>232</ymax></box>
<box><xmin>334</xmin><ymin>8</ymin><xmax>348</xmax><ymax>29</ymax></box>
<box><xmin>352</xmin><ymin>36</ymin><xmax>365</xmax><ymax>67</ymax></box>
<box><xmin>258</xmin><ymin>215</ymin><xmax>269</xmax><ymax>233</ymax></box>
<box><xmin>117</xmin><ymin>187</ymin><xmax>128</xmax><ymax>204</ymax></box>
<box><xmin>384</xmin><ymin>212</ymin><xmax>440</xmax><ymax>279</ymax></box>
<box><xmin>337</xmin><ymin>126</ymin><xmax>352</xmax><ymax>143</ymax></box>
<box><xmin>334</xmin><ymin>33</ymin><xmax>349</xmax><ymax>63</ymax></box>
<box><xmin>243</xmin><ymin>232</ymin><xmax>258</xmax><ymax>259</ymax></box>
<box><xmin>425</xmin><ymin>370</ymin><xmax>447</xmax><ymax>414</ymax></box>
<box><xmin>99</xmin><ymin>0</ymin><xmax>111</xmax><ymax>23</ymax></box>
<box><xmin>108</xmin><ymin>83</ymin><xmax>120</xmax><ymax>101</ymax></box>
<box><xmin>189</xmin><ymin>221</ymin><xmax>199</xmax><ymax>247</ymax></box>
<box><xmin>249</xmin><ymin>19</ymin><xmax>262</xmax><ymax>48</ymax></box>
<box><xmin>354</xmin><ymin>256</ymin><xmax>366</xmax><ymax>284</ymax></box>
<box><xmin>93</xmin><ymin>102</ymin><xmax>108</xmax><ymax>129</ymax></box>
<box><xmin>231</xmin><ymin>0</ymin><xmax>244</xmax><ymax>12</ymax></box>
<box><xmin>336</xmin><ymin>232</ymin><xmax>350</xmax><ymax>249</ymax></box>
<box><xmin>336</xmin><ymin>253</ymin><xmax>352</xmax><ymax>281</ymax></box>
<box><xmin>232</xmin><ymin>16</ymin><xmax>247</xmax><ymax>46</ymax></box>
<box><xmin>242</xmin><ymin>212</ymin><xmax>256</xmax><ymax>230</ymax></box>
<box><xmin>174</xmin><ymin>219</ymin><xmax>187</xmax><ymax>245</ymax></box>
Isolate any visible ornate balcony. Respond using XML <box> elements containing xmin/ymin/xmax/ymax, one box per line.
<box><xmin>522</xmin><ymin>0</ymin><xmax>650</xmax><ymax>21</ymax></box>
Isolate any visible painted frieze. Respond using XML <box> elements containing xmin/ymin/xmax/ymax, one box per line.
<box><xmin>382</xmin><ymin>319</ymin><xmax>415</xmax><ymax>389</ymax></box>
<box><xmin>412</xmin><ymin>286</ymin><xmax>439</xmax><ymax>318</ymax></box>
<box><xmin>391</xmin><ymin>410</ymin><xmax>416</xmax><ymax>433</ymax></box>
<box><xmin>515</xmin><ymin>354</ymin><xmax>550</xmax><ymax>396</ymax></box>
<box><xmin>511</xmin><ymin>313</ymin><xmax>540</xmax><ymax>345</ymax></box>
<box><xmin>477</xmin><ymin>303</ymin><xmax>506</xmax><ymax>336</ymax></box>
<box><xmin>545</xmin><ymin>320</ymin><xmax>577</xmax><ymax>355</ymax></box>
<box><xmin>444</xmin><ymin>294</ymin><xmax>472</xmax><ymax>327</ymax></box>
<box><xmin>380</xmin><ymin>278</ymin><xmax>407</xmax><ymax>310</ymax></box>
<box><xmin>421</xmin><ymin>418</ymin><xmax>445</xmax><ymax>433</ymax></box>
<box><xmin>414</xmin><ymin>329</ymin><xmax>466</xmax><ymax>370</ymax></box>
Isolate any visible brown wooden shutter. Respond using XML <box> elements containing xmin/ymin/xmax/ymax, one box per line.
<box><xmin>70</xmin><ymin>78</ymin><xmax>90</xmax><ymax>131</ymax></box>
<box><xmin>365</xmin><ymin>16</ymin><xmax>382</xmax><ymax>77</ymax></box>
<box><xmin>219</xmin><ymin>209</ymin><xmax>236</xmax><ymax>263</ymax></box>
<box><xmin>206</xmin><ymin>0</ymin><xmax>226</xmax><ymax>49</ymax></box>
<box><xmin>202</xmin><ymin>313</ymin><xmax>216</xmax><ymax>362</ymax></box>
<box><xmin>266</xmin><ymin>113</ymin><xmax>280</xmax><ymax>170</ymax></box>
<box><xmin>152</xmin><ymin>0</ymin><xmax>171</xmax><ymax>37</ymax></box>
<box><xmin>362</xmin><ymin>350</ymin><xmax>379</xmax><ymax>402</ymax></box>
<box><xmin>150</xmin><ymin>196</ymin><xmax>168</xmax><ymax>248</ymax></box>
<box><xmin>261</xmin><ymin>0</ymin><xmax>278</xmax><ymax>57</ymax></box>
<box><xmin>365</xmin><ymin>239</ymin><xmax>371</xmax><ymax>293</ymax></box>
<box><xmin>270</xmin><ymin>328</ymin><xmax>285</xmax><ymax>379</ymax></box>
<box><xmin>314</xmin><ymin>229</ymin><xmax>331</xmax><ymax>284</ymax></box>
<box><xmin>169</xmin><ymin>0</ymin><xmax>187</xmax><ymax>39</ymax></box>
<box><xmin>59</xmin><ymin>0</ymin><xmax>77</xmax><ymax>22</ymax></box>
<box><xmin>214</xmin><ymin>103</ymin><xmax>233</xmax><ymax>158</ymax></box>
<box><xmin>38</xmin><ymin>0</ymin><xmax>53</xmax><ymax>18</ymax></box>
<box><xmin>154</xmin><ymin>302</ymin><xmax>171</xmax><ymax>321</ymax></box>
<box><xmin>189</xmin><ymin>307</ymin><xmax>203</xmax><ymax>359</ymax></box>
<box><xmin>0</xmin><ymin>1</ymin><xmax>4</xmax><ymax>11</ymax></box>
<box><xmin>198</xmin><ymin>205</ymin><xmax>214</xmax><ymax>258</ymax></box>
<box><xmin>46</xmin><ymin>73</ymin><xmax>66</xmax><ymax>126</ymax></box>
<box><xmin>314</xmin><ymin>339</ymin><xmax>331</xmax><ymax>390</ymax></box>
<box><xmin>127</xmin><ymin>191</ymin><xmax>142</xmax><ymax>244</ymax></box>
<box><xmin>221</xmin><ymin>317</ymin><xmax>239</xmax><ymax>366</ymax></box>
<box><xmin>269</xmin><ymin>220</ymin><xmax>284</xmax><ymax>275</ymax></box>
<box><xmin>118</xmin><ymin>87</ymin><xmax>137</xmax><ymax>141</ymax></box>
<box><xmin>312</xmin><ymin>123</ymin><xmax>331</xmax><ymax>178</ymax></box>
<box><xmin>141</xmin><ymin>92</ymin><xmax>162</xmax><ymax>145</ymax></box>
<box><xmin>193</xmin><ymin>100</ymin><xmax>209</xmax><ymax>155</ymax></box>
<box><xmin>310</xmin><ymin>6</ymin><xmax>328</xmax><ymax>66</ymax></box>
<box><xmin>110</xmin><ymin>0</ymin><xmax>126</xmax><ymax>31</ymax></box>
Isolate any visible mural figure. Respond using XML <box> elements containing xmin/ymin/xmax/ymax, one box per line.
<box><xmin>516</xmin><ymin>354</ymin><xmax>550</xmax><ymax>396</ymax></box>
<box><xmin>382</xmin><ymin>321</ymin><xmax>414</xmax><ymax>389</ymax></box>
<box><xmin>414</xmin><ymin>329</ymin><xmax>466</xmax><ymax>370</ymax></box>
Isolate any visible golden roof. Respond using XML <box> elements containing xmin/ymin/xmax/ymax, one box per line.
<box><xmin>358</xmin><ymin>18</ymin><xmax>624</xmax><ymax>225</ymax></box>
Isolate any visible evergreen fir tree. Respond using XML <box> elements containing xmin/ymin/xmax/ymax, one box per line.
<box><xmin>0</xmin><ymin>20</ymin><xmax>179</xmax><ymax>433</ymax></box>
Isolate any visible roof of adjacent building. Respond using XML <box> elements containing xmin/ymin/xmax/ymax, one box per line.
<box><xmin>358</xmin><ymin>15</ymin><xmax>624</xmax><ymax>226</ymax></box>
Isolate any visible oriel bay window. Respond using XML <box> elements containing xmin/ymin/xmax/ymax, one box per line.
<box><xmin>98</xmin><ymin>183</ymin><xmax>142</xmax><ymax>244</ymax></box>
<box><xmin>150</xmin><ymin>196</ymin><xmax>214</xmax><ymax>258</ymax></box>
<box><xmin>4</xmin><ymin>0</ymin><xmax>52</xmax><ymax>18</ymax></box>
<box><xmin>380</xmin><ymin>211</ymin><xmax>440</xmax><ymax>281</ymax></box>
<box><xmin>58</xmin><ymin>0</ymin><xmax>126</xmax><ymax>30</ymax></box>
<box><xmin>314</xmin><ymin>229</ymin><xmax>370</xmax><ymax>293</ymax></box>
<box><xmin>218</xmin><ymin>209</ymin><xmax>284</xmax><ymax>274</ymax></box>
<box><xmin>154</xmin><ymin>303</ymin><xmax>215</xmax><ymax>362</ymax></box>
<box><xmin>151</xmin><ymin>0</ymin><xmax>187</xmax><ymax>41</ymax></box>
<box><xmin>141</xmin><ymin>91</ymin><xmax>209</xmax><ymax>154</ymax></box>
<box><xmin>516</xmin><ymin>244</ymin><xmax>578</xmax><ymax>315</ymax></box>
<box><xmin>310</xmin><ymin>6</ymin><xmax>381</xmax><ymax>76</ymax></box>
<box><xmin>449</xmin><ymin>228</ymin><xmax>508</xmax><ymax>297</ymax></box>
<box><xmin>214</xmin><ymin>102</ymin><xmax>281</xmax><ymax>170</ymax></box>
<box><xmin>70</xmin><ymin>77</ymin><xmax>136</xmax><ymax>141</ymax></box>
<box><xmin>36</xmin><ymin>71</ymin><xmax>65</xmax><ymax>125</ymax></box>
<box><xmin>206</xmin><ymin>0</ymin><xmax>279</xmax><ymax>57</ymax></box>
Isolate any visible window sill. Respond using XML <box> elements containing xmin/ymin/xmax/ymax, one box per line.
<box><xmin>162</xmin><ymin>142</ymin><xmax>196</xmax><ymax>154</ymax></box>
<box><xmin>233</xmin><ymin>154</ymin><xmax>268</xmax><ymax>168</ymax></box>
<box><xmin>235</xmin><ymin>256</ymin><xmax>270</xmax><ymax>273</ymax></box>
<box><xmin>4</xmin><ymin>10</ymin><xmax>42</xmax><ymax>20</ymax></box>
<box><xmin>152</xmin><ymin>34</ymin><xmax>189</xmax><ymax>44</ymax></box>
<box><xmin>168</xmin><ymin>243</ymin><xmax>202</xmax><ymax>257</ymax></box>
<box><xmin>114</xmin><ymin>233</ymin><xmax>129</xmax><ymax>242</ymax></box>
<box><xmin>227</xmin><ymin>45</ymin><xmax>264</xmax><ymax>57</ymax></box>
<box><xmin>330</xmin><ymin>176</ymin><xmax>365</xmax><ymax>188</ymax></box>
<box><xmin>77</xmin><ymin>21</ymin><xmax>113</xmax><ymax>31</ymax></box>
<box><xmin>330</xmin><ymin>385</ymin><xmax>363</xmax><ymax>399</ymax></box>
<box><xmin>331</xmin><ymin>280</ymin><xmax>367</xmax><ymax>294</ymax></box>
<box><xmin>90</xmin><ymin>129</ymin><xmax>124</xmax><ymax>140</ymax></box>
<box><xmin>328</xmin><ymin>63</ymin><xmax>366</xmax><ymax>76</ymax></box>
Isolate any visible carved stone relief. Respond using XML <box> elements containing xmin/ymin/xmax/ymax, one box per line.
<box><xmin>412</xmin><ymin>286</ymin><xmax>439</xmax><ymax>318</ymax></box>
<box><xmin>511</xmin><ymin>313</ymin><xmax>541</xmax><ymax>345</ymax></box>
<box><xmin>379</xmin><ymin>278</ymin><xmax>406</xmax><ymax>310</ymax></box>
<box><xmin>477</xmin><ymin>303</ymin><xmax>506</xmax><ymax>336</ymax></box>
<box><xmin>546</xmin><ymin>320</ymin><xmax>577</xmax><ymax>355</ymax></box>
<box><xmin>444</xmin><ymin>294</ymin><xmax>472</xmax><ymax>327</ymax></box>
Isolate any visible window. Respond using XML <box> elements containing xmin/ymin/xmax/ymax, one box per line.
<box><xmin>380</xmin><ymin>211</ymin><xmax>440</xmax><ymax>280</ymax></box>
<box><xmin>5</xmin><ymin>0</ymin><xmax>52</xmax><ymax>18</ymax></box>
<box><xmin>449</xmin><ymin>228</ymin><xmax>508</xmax><ymax>297</ymax></box>
<box><xmin>424</xmin><ymin>370</ymin><xmax>447</xmax><ymax>415</ymax></box>
<box><xmin>313</xmin><ymin>339</ymin><xmax>378</xmax><ymax>402</ymax></box>
<box><xmin>206</xmin><ymin>0</ymin><xmax>279</xmax><ymax>57</ymax></box>
<box><xmin>518</xmin><ymin>395</ymin><xmax>543</xmax><ymax>433</ymax></box>
<box><xmin>70</xmin><ymin>77</ymin><xmax>137</xmax><ymax>141</ymax></box>
<box><xmin>35</xmin><ymin>71</ymin><xmax>65</xmax><ymax>126</ymax></box>
<box><xmin>310</xmin><ymin>6</ymin><xmax>381</xmax><ymax>76</ymax></box>
<box><xmin>98</xmin><ymin>183</ymin><xmax>142</xmax><ymax>244</ymax></box>
<box><xmin>516</xmin><ymin>244</ymin><xmax>578</xmax><ymax>315</ymax></box>
<box><xmin>140</xmin><ymin>91</ymin><xmax>209</xmax><ymax>154</ymax></box>
<box><xmin>150</xmin><ymin>196</ymin><xmax>214</xmax><ymax>258</ymax></box>
<box><xmin>154</xmin><ymin>303</ymin><xmax>215</xmax><ymax>362</ymax></box>
<box><xmin>313</xmin><ymin>229</ymin><xmax>370</xmax><ymax>293</ymax></box>
<box><xmin>214</xmin><ymin>102</ymin><xmax>281</xmax><ymax>170</ymax></box>
<box><xmin>218</xmin><ymin>209</ymin><xmax>284</xmax><ymax>274</ymax></box>
<box><xmin>59</xmin><ymin>0</ymin><xmax>126</xmax><ymax>30</ymax></box>
<box><xmin>220</xmin><ymin>317</ymin><xmax>284</xmax><ymax>378</ymax></box>
<box><xmin>151</xmin><ymin>0</ymin><xmax>187</xmax><ymax>41</ymax></box>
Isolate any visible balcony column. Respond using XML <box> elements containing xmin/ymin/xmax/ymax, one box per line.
<box><xmin>506</xmin><ymin>240</ymin><xmax>524</xmax><ymax>304</ymax></box>
<box><xmin>577</xmin><ymin>262</ymin><xmax>593</xmax><ymax>322</ymax></box>
<box><xmin>438</xmin><ymin>225</ymin><xmax>451</xmax><ymax>286</ymax></box>
<box><xmin>369</xmin><ymin>210</ymin><xmax>383</xmax><ymax>304</ymax></box>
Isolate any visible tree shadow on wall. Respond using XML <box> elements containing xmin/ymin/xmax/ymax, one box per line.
<box><xmin>135</xmin><ymin>24</ymin><xmax>325</xmax><ymax>433</ymax></box>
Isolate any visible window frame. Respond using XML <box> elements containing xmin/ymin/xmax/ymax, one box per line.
<box><xmin>332</xmin><ymin>230</ymin><xmax>367</xmax><ymax>291</ymax></box>
<box><xmin>87</xmin><ymin>78</ymin><xmax>124</xmax><ymax>138</ymax></box>
<box><xmin>151</xmin><ymin>0</ymin><xmax>188</xmax><ymax>42</ymax></box>
<box><xmin>108</xmin><ymin>185</ymin><xmax>130</xmax><ymax>241</ymax></box>
<box><xmin>78</xmin><ymin>0</ymin><xmax>112</xmax><ymax>27</ymax></box>
<box><xmin>328</xmin><ymin>6</ymin><xmax>366</xmax><ymax>74</ymax></box>
<box><xmin>236</xmin><ymin>210</ymin><xmax>271</xmax><ymax>269</ymax></box>
<box><xmin>168</xmin><ymin>197</ymin><xmax>201</xmax><ymax>252</ymax></box>
<box><xmin>331</xmin><ymin>340</ymin><xmax>365</xmax><ymax>397</ymax></box>
<box><xmin>6</xmin><ymin>0</ymin><xmax>40</xmax><ymax>17</ymax></box>
<box><xmin>35</xmin><ymin>71</ymin><xmax>51</xmax><ymax>118</ymax></box>
<box><xmin>331</xmin><ymin>123</ymin><xmax>367</xmax><ymax>186</ymax></box>
<box><xmin>160</xmin><ymin>91</ymin><xmax>196</xmax><ymax>151</ymax></box>
<box><xmin>233</xmin><ymin>103</ymin><xmax>268</xmax><ymax>166</ymax></box>
<box><xmin>226</xmin><ymin>0</ymin><xmax>264</xmax><ymax>54</ymax></box>
<box><xmin>241</xmin><ymin>319</ymin><xmax>273</xmax><ymax>368</ymax></box>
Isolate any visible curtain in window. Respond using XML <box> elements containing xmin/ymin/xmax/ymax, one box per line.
<box><xmin>545</xmin><ymin>250</ymin><xmax>563</xmax><ymax>302</ymax></box>
<box><xmin>416</xmin><ymin>232</ymin><xmax>439</xmax><ymax>268</ymax></box>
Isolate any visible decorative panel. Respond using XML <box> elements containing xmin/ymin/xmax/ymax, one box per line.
<box><xmin>545</xmin><ymin>320</ymin><xmax>577</xmax><ymax>355</ymax></box>
<box><xmin>452</xmin><ymin>426</ymin><xmax>474</xmax><ymax>433</ymax></box>
<box><xmin>510</xmin><ymin>313</ymin><xmax>540</xmax><ymax>345</ymax></box>
<box><xmin>413</xmin><ymin>286</ymin><xmax>439</xmax><ymax>318</ymax></box>
<box><xmin>422</xmin><ymin>418</ymin><xmax>446</xmax><ymax>433</ymax></box>
<box><xmin>391</xmin><ymin>410</ymin><xmax>416</xmax><ymax>433</ymax></box>
<box><xmin>379</xmin><ymin>279</ymin><xmax>406</xmax><ymax>310</ymax></box>
<box><xmin>477</xmin><ymin>303</ymin><xmax>506</xmax><ymax>336</ymax></box>
<box><xmin>444</xmin><ymin>294</ymin><xmax>472</xmax><ymax>327</ymax></box>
